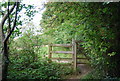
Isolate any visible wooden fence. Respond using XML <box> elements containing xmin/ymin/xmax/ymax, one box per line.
<box><xmin>48</xmin><ymin>39</ymin><xmax>89</xmax><ymax>71</ymax></box>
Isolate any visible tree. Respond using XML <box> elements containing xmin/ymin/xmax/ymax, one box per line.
<box><xmin>0</xmin><ymin>1</ymin><xmax>20</xmax><ymax>80</ymax></box>
<box><xmin>0</xmin><ymin>1</ymin><xmax>38</xmax><ymax>80</ymax></box>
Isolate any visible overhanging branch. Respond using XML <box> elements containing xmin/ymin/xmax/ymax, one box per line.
<box><xmin>0</xmin><ymin>3</ymin><xmax>16</xmax><ymax>29</ymax></box>
<box><xmin>0</xmin><ymin>2</ymin><xmax>16</xmax><ymax>43</ymax></box>
<box><xmin>8</xmin><ymin>2</ymin><xmax>11</xmax><ymax>31</ymax></box>
<box><xmin>3</xmin><ymin>2</ymin><xmax>19</xmax><ymax>43</ymax></box>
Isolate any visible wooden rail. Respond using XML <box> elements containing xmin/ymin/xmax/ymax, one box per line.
<box><xmin>77</xmin><ymin>62</ymin><xmax>88</xmax><ymax>64</ymax></box>
<box><xmin>50</xmin><ymin>51</ymin><xmax>73</xmax><ymax>54</ymax></box>
<box><xmin>50</xmin><ymin>44</ymin><xmax>73</xmax><ymax>47</ymax></box>
<box><xmin>51</xmin><ymin>58</ymin><xmax>72</xmax><ymax>60</ymax></box>
<box><xmin>48</xmin><ymin>39</ymin><xmax>89</xmax><ymax>71</ymax></box>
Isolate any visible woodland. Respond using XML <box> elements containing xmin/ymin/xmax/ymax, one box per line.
<box><xmin>0</xmin><ymin>1</ymin><xmax>120</xmax><ymax>80</ymax></box>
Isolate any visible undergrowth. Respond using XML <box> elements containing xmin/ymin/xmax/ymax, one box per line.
<box><xmin>7</xmin><ymin>58</ymin><xmax>73</xmax><ymax>80</ymax></box>
<box><xmin>81</xmin><ymin>68</ymin><xmax>120</xmax><ymax>81</ymax></box>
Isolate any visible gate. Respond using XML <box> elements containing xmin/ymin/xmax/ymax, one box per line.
<box><xmin>48</xmin><ymin>39</ymin><xmax>89</xmax><ymax>71</ymax></box>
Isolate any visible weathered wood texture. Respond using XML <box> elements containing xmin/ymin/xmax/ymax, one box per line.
<box><xmin>48</xmin><ymin>44</ymin><xmax>52</xmax><ymax>58</ymax></box>
<box><xmin>51</xmin><ymin>58</ymin><xmax>72</xmax><ymax>60</ymax></box>
<box><xmin>48</xmin><ymin>40</ymin><xmax>89</xmax><ymax>71</ymax></box>
<box><xmin>50</xmin><ymin>44</ymin><xmax>73</xmax><ymax>47</ymax></box>
<box><xmin>72</xmin><ymin>39</ymin><xmax>74</xmax><ymax>65</ymax></box>
<box><xmin>50</xmin><ymin>51</ymin><xmax>73</xmax><ymax>54</ymax></box>
<box><xmin>72</xmin><ymin>39</ymin><xmax>77</xmax><ymax>71</ymax></box>
<box><xmin>77</xmin><ymin>62</ymin><xmax>88</xmax><ymax>64</ymax></box>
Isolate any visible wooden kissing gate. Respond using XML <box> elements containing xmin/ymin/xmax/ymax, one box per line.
<box><xmin>48</xmin><ymin>39</ymin><xmax>88</xmax><ymax>71</ymax></box>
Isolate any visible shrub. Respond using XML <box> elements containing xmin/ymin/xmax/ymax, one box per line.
<box><xmin>7</xmin><ymin>58</ymin><xmax>73</xmax><ymax>80</ymax></box>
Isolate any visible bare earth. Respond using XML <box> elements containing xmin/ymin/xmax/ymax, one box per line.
<box><xmin>52</xmin><ymin>59</ymin><xmax>91</xmax><ymax>79</ymax></box>
<box><xmin>64</xmin><ymin>64</ymin><xmax>91</xmax><ymax>79</ymax></box>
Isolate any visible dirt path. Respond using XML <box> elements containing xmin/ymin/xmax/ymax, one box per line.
<box><xmin>77</xmin><ymin>64</ymin><xmax>91</xmax><ymax>78</ymax></box>
<box><xmin>52</xmin><ymin>59</ymin><xmax>91</xmax><ymax>79</ymax></box>
<box><xmin>64</xmin><ymin>64</ymin><xmax>91</xmax><ymax>79</ymax></box>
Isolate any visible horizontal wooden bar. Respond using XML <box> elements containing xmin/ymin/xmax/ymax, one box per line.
<box><xmin>50</xmin><ymin>44</ymin><xmax>73</xmax><ymax>47</ymax></box>
<box><xmin>51</xmin><ymin>58</ymin><xmax>72</xmax><ymax>60</ymax></box>
<box><xmin>50</xmin><ymin>51</ymin><xmax>73</xmax><ymax>54</ymax></box>
<box><xmin>77</xmin><ymin>62</ymin><xmax>88</xmax><ymax>64</ymax></box>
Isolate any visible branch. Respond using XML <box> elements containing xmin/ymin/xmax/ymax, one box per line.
<box><xmin>4</xmin><ymin>2</ymin><xmax>20</xmax><ymax>43</ymax></box>
<box><xmin>0</xmin><ymin>3</ymin><xmax>16</xmax><ymax>29</ymax></box>
<box><xmin>0</xmin><ymin>10</ymin><xmax>4</xmax><ymax>16</ymax></box>
<box><xmin>8</xmin><ymin>2</ymin><xmax>11</xmax><ymax>31</ymax></box>
<box><xmin>0</xmin><ymin>3</ymin><xmax>16</xmax><ymax>43</ymax></box>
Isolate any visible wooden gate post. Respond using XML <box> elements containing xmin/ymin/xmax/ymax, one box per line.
<box><xmin>72</xmin><ymin>39</ymin><xmax>74</xmax><ymax>64</ymax></box>
<box><xmin>72</xmin><ymin>39</ymin><xmax>77</xmax><ymax>71</ymax></box>
<box><xmin>48</xmin><ymin>44</ymin><xmax>52</xmax><ymax>59</ymax></box>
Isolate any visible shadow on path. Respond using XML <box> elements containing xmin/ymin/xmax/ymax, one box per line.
<box><xmin>64</xmin><ymin>64</ymin><xmax>91</xmax><ymax>79</ymax></box>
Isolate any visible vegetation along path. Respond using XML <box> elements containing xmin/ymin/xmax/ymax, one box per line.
<box><xmin>1</xmin><ymin>1</ymin><xmax>120</xmax><ymax>80</ymax></box>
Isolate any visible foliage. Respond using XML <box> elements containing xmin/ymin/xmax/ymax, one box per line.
<box><xmin>2</xmin><ymin>2</ymin><xmax>120</xmax><ymax>80</ymax></box>
<box><xmin>81</xmin><ymin>68</ymin><xmax>120</xmax><ymax>81</ymax></box>
<box><xmin>8</xmin><ymin>29</ymin><xmax>73</xmax><ymax>80</ymax></box>
<box><xmin>41</xmin><ymin>2</ymin><xmax>120</xmax><ymax>78</ymax></box>
<box><xmin>0</xmin><ymin>2</ymin><xmax>38</xmax><ymax>39</ymax></box>
<box><xmin>7</xmin><ymin>58</ymin><xmax>73</xmax><ymax>79</ymax></box>
<box><xmin>9</xmin><ymin>29</ymin><xmax>42</xmax><ymax>64</ymax></box>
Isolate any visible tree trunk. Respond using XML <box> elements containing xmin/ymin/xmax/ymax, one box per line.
<box><xmin>0</xmin><ymin>2</ymin><xmax>18</xmax><ymax>80</ymax></box>
<box><xmin>2</xmin><ymin>42</ymin><xmax>9</xmax><ymax>80</ymax></box>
